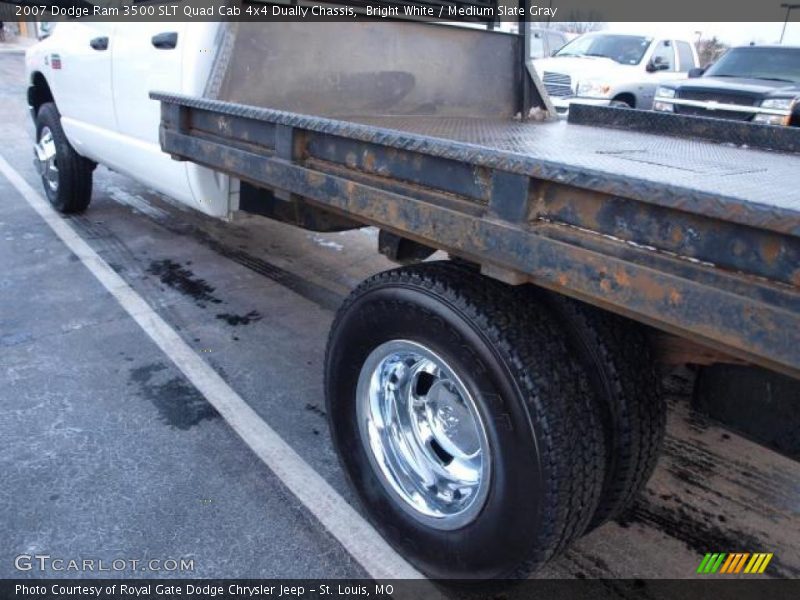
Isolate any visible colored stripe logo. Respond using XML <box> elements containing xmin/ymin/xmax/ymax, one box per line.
<box><xmin>697</xmin><ymin>552</ymin><xmax>773</xmax><ymax>574</ymax></box>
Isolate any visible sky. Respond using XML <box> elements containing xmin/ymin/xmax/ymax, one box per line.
<box><xmin>607</xmin><ymin>22</ymin><xmax>800</xmax><ymax>46</ymax></box>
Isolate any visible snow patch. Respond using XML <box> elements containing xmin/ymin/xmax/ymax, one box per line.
<box><xmin>309</xmin><ymin>234</ymin><xmax>344</xmax><ymax>251</ymax></box>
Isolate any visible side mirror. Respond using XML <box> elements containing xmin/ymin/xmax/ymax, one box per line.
<box><xmin>688</xmin><ymin>67</ymin><xmax>705</xmax><ymax>78</ymax></box>
<box><xmin>647</xmin><ymin>56</ymin><xmax>671</xmax><ymax>72</ymax></box>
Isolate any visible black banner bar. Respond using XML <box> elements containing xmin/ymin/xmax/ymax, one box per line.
<box><xmin>2</xmin><ymin>579</ymin><xmax>800</xmax><ymax>600</ymax></box>
<box><xmin>1</xmin><ymin>0</ymin><xmax>800</xmax><ymax>22</ymax></box>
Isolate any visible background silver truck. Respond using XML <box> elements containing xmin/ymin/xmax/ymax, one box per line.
<box><xmin>534</xmin><ymin>32</ymin><xmax>699</xmax><ymax>111</ymax></box>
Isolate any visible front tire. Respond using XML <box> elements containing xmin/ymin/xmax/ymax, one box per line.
<box><xmin>325</xmin><ymin>262</ymin><xmax>605</xmax><ymax>579</ymax></box>
<box><xmin>35</xmin><ymin>102</ymin><xmax>93</xmax><ymax>213</ymax></box>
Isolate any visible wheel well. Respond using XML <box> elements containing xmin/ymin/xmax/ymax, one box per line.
<box><xmin>612</xmin><ymin>93</ymin><xmax>636</xmax><ymax>108</ymax></box>
<box><xmin>29</xmin><ymin>72</ymin><xmax>55</xmax><ymax>115</ymax></box>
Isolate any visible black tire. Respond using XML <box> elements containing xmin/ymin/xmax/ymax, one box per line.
<box><xmin>537</xmin><ymin>292</ymin><xmax>666</xmax><ymax>529</ymax></box>
<box><xmin>325</xmin><ymin>262</ymin><xmax>605</xmax><ymax>579</ymax></box>
<box><xmin>35</xmin><ymin>102</ymin><xmax>93</xmax><ymax>213</ymax></box>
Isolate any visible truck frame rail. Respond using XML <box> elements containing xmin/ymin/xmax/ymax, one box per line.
<box><xmin>153</xmin><ymin>92</ymin><xmax>800</xmax><ymax>379</ymax></box>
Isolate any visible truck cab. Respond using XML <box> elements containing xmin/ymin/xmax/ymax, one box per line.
<box><xmin>25</xmin><ymin>21</ymin><xmax>233</xmax><ymax>216</ymax></box>
<box><xmin>533</xmin><ymin>32</ymin><xmax>699</xmax><ymax>112</ymax></box>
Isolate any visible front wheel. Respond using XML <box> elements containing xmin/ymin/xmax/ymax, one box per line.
<box><xmin>325</xmin><ymin>262</ymin><xmax>605</xmax><ymax>579</ymax></box>
<box><xmin>34</xmin><ymin>102</ymin><xmax>93</xmax><ymax>213</ymax></box>
<box><xmin>609</xmin><ymin>99</ymin><xmax>633</xmax><ymax>109</ymax></box>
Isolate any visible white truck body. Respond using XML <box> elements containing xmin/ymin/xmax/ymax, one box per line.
<box><xmin>25</xmin><ymin>22</ymin><xmax>232</xmax><ymax>217</ymax></box>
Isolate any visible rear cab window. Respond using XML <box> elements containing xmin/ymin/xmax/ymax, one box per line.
<box><xmin>676</xmin><ymin>41</ymin><xmax>695</xmax><ymax>72</ymax></box>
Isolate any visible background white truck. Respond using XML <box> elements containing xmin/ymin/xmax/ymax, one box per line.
<box><xmin>533</xmin><ymin>31</ymin><xmax>699</xmax><ymax>111</ymax></box>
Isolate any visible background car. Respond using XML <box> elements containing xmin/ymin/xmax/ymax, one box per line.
<box><xmin>533</xmin><ymin>32</ymin><xmax>699</xmax><ymax>113</ymax></box>
<box><xmin>653</xmin><ymin>45</ymin><xmax>800</xmax><ymax>126</ymax></box>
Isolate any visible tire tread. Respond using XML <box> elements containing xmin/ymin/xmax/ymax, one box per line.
<box><xmin>543</xmin><ymin>293</ymin><xmax>666</xmax><ymax>528</ymax></box>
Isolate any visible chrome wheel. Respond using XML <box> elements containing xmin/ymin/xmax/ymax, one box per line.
<box><xmin>35</xmin><ymin>126</ymin><xmax>58</xmax><ymax>192</ymax></box>
<box><xmin>356</xmin><ymin>340</ymin><xmax>491</xmax><ymax>530</ymax></box>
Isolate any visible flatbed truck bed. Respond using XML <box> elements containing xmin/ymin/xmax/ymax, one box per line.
<box><xmin>153</xmin><ymin>92</ymin><xmax>800</xmax><ymax>379</ymax></box>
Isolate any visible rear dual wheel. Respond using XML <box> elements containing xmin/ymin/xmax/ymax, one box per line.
<box><xmin>536</xmin><ymin>292</ymin><xmax>666</xmax><ymax>529</ymax></box>
<box><xmin>325</xmin><ymin>262</ymin><xmax>607</xmax><ymax>579</ymax></box>
<box><xmin>325</xmin><ymin>262</ymin><xmax>666</xmax><ymax>579</ymax></box>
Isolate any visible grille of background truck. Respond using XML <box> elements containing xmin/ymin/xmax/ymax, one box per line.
<box><xmin>543</xmin><ymin>72</ymin><xmax>573</xmax><ymax>97</ymax></box>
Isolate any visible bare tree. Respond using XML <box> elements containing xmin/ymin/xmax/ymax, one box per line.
<box><xmin>696</xmin><ymin>36</ymin><xmax>728</xmax><ymax>67</ymax></box>
<box><xmin>551</xmin><ymin>12</ymin><xmax>606</xmax><ymax>35</ymax></box>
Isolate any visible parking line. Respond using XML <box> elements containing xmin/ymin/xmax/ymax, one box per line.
<box><xmin>0</xmin><ymin>155</ymin><xmax>425</xmax><ymax>581</ymax></box>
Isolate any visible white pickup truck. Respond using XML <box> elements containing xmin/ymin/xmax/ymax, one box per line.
<box><xmin>533</xmin><ymin>32</ymin><xmax>699</xmax><ymax>112</ymax></box>
<box><xmin>23</xmin><ymin>19</ymin><xmax>800</xmax><ymax>582</ymax></box>
<box><xmin>27</xmin><ymin>22</ymin><xmax>232</xmax><ymax>216</ymax></box>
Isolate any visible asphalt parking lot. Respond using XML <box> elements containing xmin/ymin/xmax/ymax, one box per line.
<box><xmin>1</xmin><ymin>50</ymin><xmax>799</xmax><ymax>580</ymax></box>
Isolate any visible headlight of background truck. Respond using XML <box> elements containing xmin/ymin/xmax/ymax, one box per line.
<box><xmin>653</xmin><ymin>87</ymin><xmax>676</xmax><ymax>112</ymax></box>
<box><xmin>753</xmin><ymin>97</ymin><xmax>796</xmax><ymax>126</ymax></box>
<box><xmin>576</xmin><ymin>80</ymin><xmax>612</xmax><ymax>98</ymax></box>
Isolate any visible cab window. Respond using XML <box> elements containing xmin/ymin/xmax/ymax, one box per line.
<box><xmin>529</xmin><ymin>31</ymin><xmax>545</xmax><ymax>59</ymax></box>
<box><xmin>675</xmin><ymin>41</ymin><xmax>695</xmax><ymax>71</ymax></box>
<box><xmin>546</xmin><ymin>32</ymin><xmax>566</xmax><ymax>54</ymax></box>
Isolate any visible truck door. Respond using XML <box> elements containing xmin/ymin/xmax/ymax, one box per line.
<box><xmin>48</xmin><ymin>23</ymin><xmax>116</xmax><ymax>163</ymax></box>
<box><xmin>110</xmin><ymin>22</ymin><xmax>195</xmax><ymax>204</ymax></box>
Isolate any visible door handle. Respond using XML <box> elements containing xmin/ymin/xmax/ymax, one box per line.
<box><xmin>89</xmin><ymin>36</ymin><xmax>109</xmax><ymax>51</ymax></box>
<box><xmin>151</xmin><ymin>32</ymin><xmax>178</xmax><ymax>50</ymax></box>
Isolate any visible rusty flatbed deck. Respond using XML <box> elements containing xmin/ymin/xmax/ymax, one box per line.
<box><xmin>348</xmin><ymin>113</ymin><xmax>800</xmax><ymax>235</ymax></box>
<box><xmin>153</xmin><ymin>92</ymin><xmax>800</xmax><ymax>379</ymax></box>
